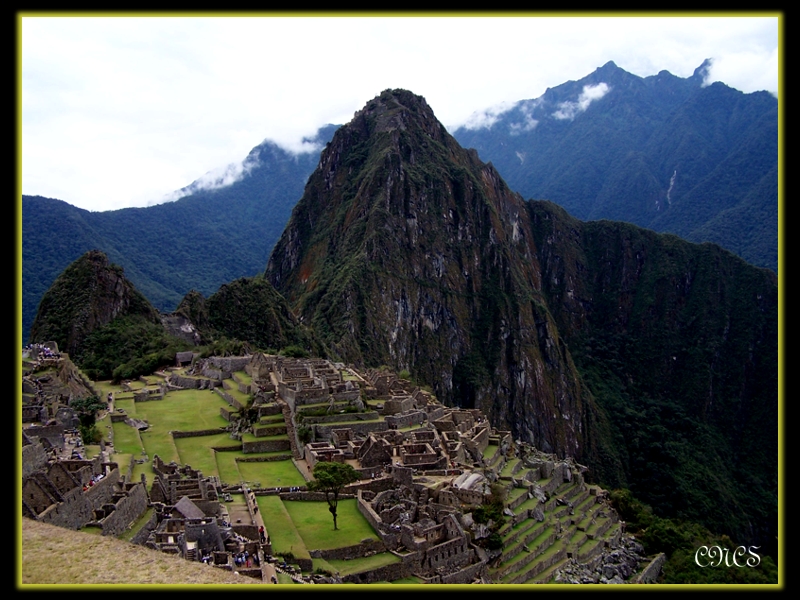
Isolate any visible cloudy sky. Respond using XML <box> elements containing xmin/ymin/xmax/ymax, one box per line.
<box><xmin>20</xmin><ymin>12</ymin><xmax>781</xmax><ymax>213</ymax></box>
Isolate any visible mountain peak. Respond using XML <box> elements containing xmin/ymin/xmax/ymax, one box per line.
<box><xmin>692</xmin><ymin>58</ymin><xmax>713</xmax><ymax>82</ymax></box>
<box><xmin>350</xmin><ymin>88</ymin><xmax>445</xmax><ymax>140</ymax></box>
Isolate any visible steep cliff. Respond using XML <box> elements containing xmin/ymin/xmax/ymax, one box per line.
<box><xmin>528</xmin><ymin>199</ymin><xmax>778</xmax><ymax>550</ymax></box>
<box><xmin>266</xmin><ymin>89</ymin><xmax>605</xmax><ymax>461</ymax></box>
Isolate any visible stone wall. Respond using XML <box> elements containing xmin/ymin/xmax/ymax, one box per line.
<box><xmin>22</xmin><ymin>440</ymin><xmax>49</xmax><ymax>479</ymax></box>
<box><xmin>253</xmin><ymin>423</ymin><xmax>287</xmax><ymax>437</ymax></box>
<box><xmin>216</xmin><ymin>388</ymin><xmax>245</xmax><ymax>411</ymax></box>
<box><xmin>24</xmin><ymin>424</ymin><xmax>65</xmax><ymax>449</ymax></box>
<box><xmin>385</xmin><ymin>410</ymin><xmax>426</xmax><ymax>429</ymax></box>
<box><xmin>209</xmin><ymin>356</ymin><xmax>251</xmax><ymax>372</ymax></box>
<box><xmin>357</xmin><ymin>490</ymin><xmax>383</xmax><ymax>539</ymax></box>
<box><xmin>99</xmin><ymin>481</ymin><xmax>149</xmax><ymax>537</ymax></box>
<box><xmin>631</xmin><ymin>553</ymin><xmax>666</xmax><ymax>583</ymax></box>
<box><xmin>310</xmin><ymin>539</ymin><xmax>386</xmax><ymax>561</ymax></box>
<box><xmin>301</xmin><ymin>411</ymin><xmax>379</xmax><ymax>425</ymax></box>
<box><xmin>130</xmin><ymin>509</ymin><xmax>159</xmax><ymax>546</ymax></box>
<box><xmin>313</xmin><ymin>420</ymin><xmax>389</xmax><ymax>441</ymax></box>
<box><xmin>34</xmin><ymin>485</ymin><xmax>94</xmax><ymax>530</ymax></box>
<box><xmin>242</xmin><ymin>438</ymin><xmax>292</xmax><ymax>454</ymax></box>
<box><xmin>171</xmin><ymin>429</ymin><xmax>229</xmax><ymax>439</ymax></box>
<box><xmin>424</xmin><ymin>559</ymin><xmax>486</xmax><ymax>585</ymax></box>
<box><xmin>168</xmin><ymin>374</ymin><xmax>218</xmax><ymax>390</ymax></box>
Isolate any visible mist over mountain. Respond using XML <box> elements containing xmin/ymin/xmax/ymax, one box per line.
<box><xmin>21</xmin><ymin>62</ymin><xmax>777</xmax><ymax>352</ymax></box>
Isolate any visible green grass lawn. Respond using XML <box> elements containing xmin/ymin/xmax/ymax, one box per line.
<box><xmin>215</xmin><ymin>451</ymin><xmax>243</xmax><ymax>485</ymax></box>
<box><xmin>283</xmin><ymin>499</ymin><xmax>379</xmax><ymax>550</ymax></box>
<box><xmin>111</xmin><ymin>420</ymin><xmax>144</xmax><ymax>455</ymax></box>
<box><xmin>173</xmin><ymin>432</ymin><xmax>241</xmax><ymax>478</ymax></box>
<box><xmin>237</xmin><ymin>457</ymin><xmax>306</xmax><ymax>489</ymax></box>
<box><xmin>138</xmin><ymin>428</ymin><xmax>179</xmax><ymax>463</ymax></box>
<box><xmin>128</xmin><ymin>389</ymin><xmax>231</xmax><ymax>463</ymax></box>
<box><xmin>132</xmin><ymin>388</ymin><xmax>231</xmax><ymax>432</ymax></box>
<box><xmin>256</xmin><ymin>496</ymin><xmax>310</xmax><ymax>561</ymax></box>
<box><xmin>114</xmin><ymin>398</ymin><xmax>136</xmax><ymax>415</ymax></box>
<box><xmin>483</xmin><ymin>444</ymin><xmax>498</xmax><ymax>461</ymax></box>
<box><xmin>233</xmin><ymin>370</ymin><xmax>252</xmax><ymax>386</ymax></box>
<box><xmin>222</xmin><ymin>382</ymin><xmax>251</xmax><ymax>406</ymax></box>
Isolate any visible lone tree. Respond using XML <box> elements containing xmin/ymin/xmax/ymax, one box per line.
<box><xmin>308</xmin><ymin>462</ymin><xmax>361</xmax><ymax>530</ymax></box>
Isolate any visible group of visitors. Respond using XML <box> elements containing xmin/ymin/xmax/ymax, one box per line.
<box><xmin>233</xmin><ymin>550</ymin><xmax>258</xmax><ymax>568</ymax></box>
<box><xmin>81</xmin><ymin>473</ymin><xmax>104</xmax><ymax>492</ymax></box>
<box><xmin>24</xmin><ymin>343</ymin><xmax>60</xmax><ymax>359</ymax></box>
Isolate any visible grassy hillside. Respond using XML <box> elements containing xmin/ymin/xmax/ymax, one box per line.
<box><xmin>19</xmin><ymin>518</ymin><xmax>262</xmax><ymax>586</ymax></box>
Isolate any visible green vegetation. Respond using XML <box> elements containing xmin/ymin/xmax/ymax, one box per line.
<box><xmin>473</xmin><ymin>483</ymin><xmax>507</xmax><ymax>551</ymax></box>
<box><xmin>283</xmin><ymin>498</ymin><xmax>378</xmax><ymax>549</ymax></box>
<box><xmin>609</xmin><ymin>488</ymin><xmax>778</xmax><ymax>584</ymax></box>
<box><xmin>80</xmin><ymin>315</ymin><xmax>191</xmax><ymax>381</ymax></box>
<box><xmin>70</xmin><ymin>396</ymin><xmax>105</xmax><ymax>444</ymax></box>
<box><xmin>307</xmin><ymin>462</ymin><xmax>361</xmax><ymax>530</ymax></box>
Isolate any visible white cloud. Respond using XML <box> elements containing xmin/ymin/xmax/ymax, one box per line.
<box><xmin>508</xmin><ymin>99</ymin><xmax>541</xmax><ymax>135</ymax></box>
<box><xmin>552</xmin><ymin>83</ymin><xmax>610</xmax><ymax>120</ymax></box>
<box><xmin>703</xmin><ymin>47</ymin><xmax>780</xmax><ymax>97</ymax></box>
<box><xmin>459</xmin><ymin>101</ymin><xmax>517</xmax><ymax>131</ymax></box>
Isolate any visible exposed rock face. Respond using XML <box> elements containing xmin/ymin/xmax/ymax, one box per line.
<box><xmin>30</xmin><ymin>250</ymin><xmax>160</xmax><ymax>357</ymax></box>
<box><xmin>265</xmin><ymin>89</ymin><xmax>598</xmax><ymax>460</ymax></box>
<box><xmin>160</xmin><ymin>313</ymin><xmax>202</xmax><ymax>346</ymax></box>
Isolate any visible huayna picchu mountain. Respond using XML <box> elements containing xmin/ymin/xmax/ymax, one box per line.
<box><xmin>265</xmin><ymin>89</ymin><xmax>598</xmax><ymax>462</ymax></box>
<box><xmin>264</xmin><ymin>89</ymin><xmax>777</xmax><ymax>556</ymax></box>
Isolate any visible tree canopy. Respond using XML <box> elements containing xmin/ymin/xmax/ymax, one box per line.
<box><xmin>308</xmin><ymin>462</ymin><xmax>361</xmax><ymax>530</ymax></box>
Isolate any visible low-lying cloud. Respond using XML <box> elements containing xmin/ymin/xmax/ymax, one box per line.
<box><xmin>552</xmin><ymin>82</ymin><xmax>610</xmax><ymax>120</ymax></box>
<box><xmin>508</xmin><ymin>99</ymin><xmax>541</xmax><ymax>135</ymax></box>
<box><xmin>459</xmin><ymin>100</ymin><xmax>516</xmax><ymax>130</ymax></box>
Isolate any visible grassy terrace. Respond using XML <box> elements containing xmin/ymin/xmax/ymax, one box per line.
<box><xmin>65</xmin><ymin>369</ymin><xmax>418</xmax><ymax>582</ymax></box>
<box><xmin>241</xmin><ymin>431</ymin><xmax>287</xmax><ymax>442</ymax></box>
<box><xmin>507</xmin><ymin>486</ymin><xmax>528</xmax><ymax>506</ymax></box>
<box><xmin>232</xmin><ymin>370</ymin><xmax>252</xmax><ymax>386</ymax></box>
<box><xmin>482</xmin><ymin>444</ymin><xmax>499</xmax><ymax>462</ymax></box>
<box><xmin>323</xmin><ymin>552</ymin><xmax>402</xmax><ymax>577</ymax></box>
<box><xmin>221</xmin><ymin>382</ymin><xmax>251</xmax><ymax>406</ymax></box>
<box><xmin>257</xmin><ymin>495</ymin><xmax>310</xmax><ymax>562</ymax></box>
<box><xmin>526</xmin><ymin>544</ymin><xmax>570</xmax><ymax>583</ymax></box>
<box><xmin>500</xmin><ymin>458</ymin><xmax>521</xmax><ymax>478</ymax></box>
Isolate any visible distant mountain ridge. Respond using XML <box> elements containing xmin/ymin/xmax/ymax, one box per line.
<box><xmin>451</xmin><ymin>60</ymin><xmax>778</xmax><ymax>272</ymax></box>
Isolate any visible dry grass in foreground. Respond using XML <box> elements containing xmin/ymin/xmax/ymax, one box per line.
<box><xmin>20</xmin><ymin>517</ymin><xmax>263</xmax><ymax>587</ymax></box>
